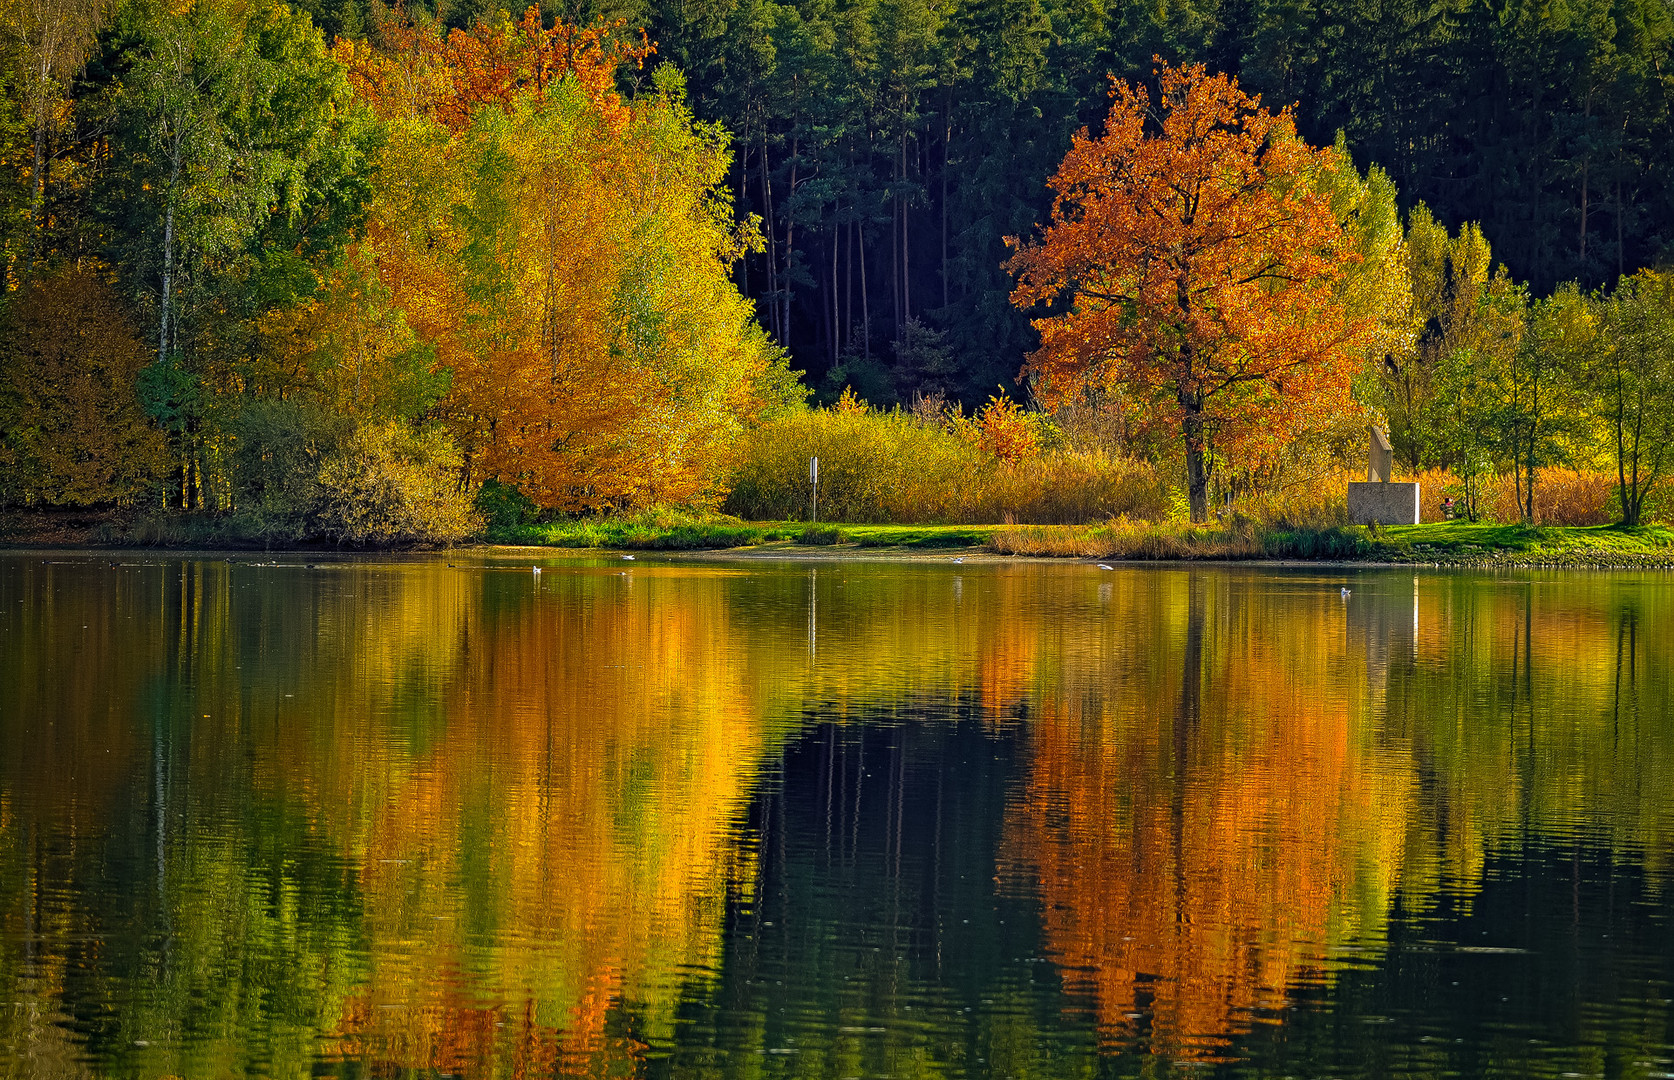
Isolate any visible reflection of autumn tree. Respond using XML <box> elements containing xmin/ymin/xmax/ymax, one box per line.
<box><xmin>328</xmin><ymin>568</ymin><xmax>788</xmax><ymax>1070</ymax></box>
<box><xmin>1000</xmin><ymin>572</ymin><xmax>1417</xmax><ymax>1059</ymax></box>
<box><xmin>2</xmin><ymin>560</ymin><xmax>1673</xmax><ymax>1075</ymax></box>
<box><xmin>1000</xmin><ymin>569</ymin><xmax>1674</xmax><ymax>1060</ymax></box>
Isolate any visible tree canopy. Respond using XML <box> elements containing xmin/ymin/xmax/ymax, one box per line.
<box><xmin>1008</xmin><ymin>63</ymin><xmax>1366</xmax><ymax>521</ymax></box>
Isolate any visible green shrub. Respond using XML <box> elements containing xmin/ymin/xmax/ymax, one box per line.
<box><xmin>798</xmin><ymin>525</ymin><xmax>849</xmax><ymax>544</ymax></box>
<box><xmin>227</xmin><ymin>399</ymin><xmax>349</xmax><ymax>540</ymax></box>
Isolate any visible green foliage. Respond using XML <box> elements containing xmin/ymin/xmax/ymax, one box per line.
<box><xmin>1594</xmin><ymin>270</ymin><xmax>1674</xmax><ymax>525</ymax></box>
<box><xmin>645</xmin><ymin>0</ymin><xmax>1674</xmax><ymax>398</ymax></box>
<box><xmin>992</xmin><ymin>519</ymin><xmax>1674</xmax><ymax>564</ymax></box>
<box><xmin>488</xmin><ymin>508</ymin><xmax>798</xmax><ymax>548</ymax></box>
<box><xmin>474</xmin><ymin>478</ymin><xmax>539</xmax><ymax>529</ymax></box>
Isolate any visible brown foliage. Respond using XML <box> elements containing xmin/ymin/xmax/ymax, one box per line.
<box><xmin>0</xmin><ymin>268</ymin><xmax>164</xmax><ymax>505</ymax></box>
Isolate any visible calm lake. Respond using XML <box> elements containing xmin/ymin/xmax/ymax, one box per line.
<box><xmin>1</xmin><ymin>552</ymin><xmax>1671</xmax><ymax>1078</ymax></box>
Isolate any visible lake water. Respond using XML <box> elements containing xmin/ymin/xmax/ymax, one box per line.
<box><xmin>1</xmin><ymin>552</ymin><xmax>1671</xmax><ymax>1078</ymax></box>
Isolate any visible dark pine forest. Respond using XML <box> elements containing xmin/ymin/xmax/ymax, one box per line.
<box><xmin>318</xmin><ymin>0</ymin><xmax>1674</xmax><ymax>403</ymax></box>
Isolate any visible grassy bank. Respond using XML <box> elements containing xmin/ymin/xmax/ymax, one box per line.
<box><xmin>992</xmin><ymin>520</ymin><xmax>1674</xmax><ymax>567</ymax></box>
<box><xmin>8</xmin><ymin>506</ymin><xmax>1672</xmax><ymax>566</ymax></box>
<box><xmin>489</xmin><ymin>512</ymin><xmax>996</xmax><ymax>550</ymax></box>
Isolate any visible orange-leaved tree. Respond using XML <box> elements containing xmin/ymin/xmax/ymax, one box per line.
<box><xmin>1008</xmin><ymin>61</ymin><xmax>1368</xmax><ymax>522</ymax></box>
<box><xmin>334</xmin><ymin>9</ymin><xmax>788</xmax><ymax>510</ymax></box>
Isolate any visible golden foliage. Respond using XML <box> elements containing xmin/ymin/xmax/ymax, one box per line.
<box><xmin>341</xmin><ymin>12</ymin><xmax>782</xmax><ymax>511</ymax></box>
<box><xmin>724</xmin><ymin>404</ymin><xmax>1169</xmax><ymax>523</ymax></box>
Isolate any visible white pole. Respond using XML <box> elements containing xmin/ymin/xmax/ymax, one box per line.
<box><xmin>810</xmin><ymin>456</ymin><xmax>819</xmax><ymax>524</ymax></box>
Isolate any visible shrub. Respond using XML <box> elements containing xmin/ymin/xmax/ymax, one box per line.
<box><xmin>227</xmin><ymin>399</ymin><xmax>350</xmax><ymax>540</ymax></box>
<box><xmin>0</xmin><ymin>269</ymin><xmax>166</xmax><ymax>506</ymax></box>
<box><xmin>312</xmin><ymin>422</ymin><xmax>482</xmax><ymax>546</ymax></box>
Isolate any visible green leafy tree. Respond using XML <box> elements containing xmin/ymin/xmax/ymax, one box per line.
<box><xmin>1504</xmin><ymin>283</ymin><xmax>1597</xmax><ymax>521</ymax></box>
<box><xmin>1595</xmin><ymin>270</ymin><xmax>1674</xmax><ymax>525</ymax></box>
<box><xmin>109</xmin><ymin>0</ymin><xmax>372</xmax><ymax>506</ymax></box>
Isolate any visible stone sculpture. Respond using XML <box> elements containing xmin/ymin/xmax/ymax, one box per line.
<box><xmin>1347</xmin><ymin>426</ymin><xmax>1420</xmax><ymax>525</ymax></box>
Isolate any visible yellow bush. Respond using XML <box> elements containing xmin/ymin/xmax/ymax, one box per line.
<box><xmin>723</xmin><ymin>406</ymin><xmax>1167</xmax><ymax>524</ymax></box>
<box><xmin>313</xmin><ymin>422</ymin><xmax>483</xmax><ymax>545</ymax></box>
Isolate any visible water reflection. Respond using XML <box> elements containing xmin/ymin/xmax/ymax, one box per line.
<box><xmin>0</xmin><ymin>555</ymin><xmax>1670</xmax><ymax>1077</ymax></box>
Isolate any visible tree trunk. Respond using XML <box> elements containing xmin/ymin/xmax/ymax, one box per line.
<box><xmin>784</xmin><ymin>130</ymin><xmax>798</xmax><ymax>341</ymax></box>
<box><xmin>891</xmin><ymin>178</ymin><xmax>900</xmax><ymax>335</ymax></box>
<box><xmin>159</xmin><ymin>200</ymin><xmax>175</xmax><ymax>363</ymax></box>
<box><xmin>845</xmin><ymin>213</ymin><xmax>854</xmax><ymax>356</ymax></box>
<box><xmin>1579</xmin><ymin>88</ymin><xmax>1592</xmax><ymax>267</ymax></box>
<box><xmin>29</xmin><ymin>104</ymin><xmax>47</xmax><ymax>274</ymax></box>
<box><xmin>735</xmin><ymin>143</ymin><xmax>749</xmax><ymax>294</ymax></box>
<box><xmin>858</xmin><ymin>217</ymin><xmax>870</xmax><ymax>360</ymax></box>
<box><xmin>159</xmin><ymin>135</ymin><xmax>182</xmax><ymax>363</ymax></box>
<box><xmin>1181</xmin><ymin>396</ymin><xmax>1209</xmax><ymax>523</ymax></box>
<box><xmin>941</xmin><ymin>102</ymin><xmax>949</xmax><ymax>310</ymax></box>
<box><xmin>830</xmin><ymin>225</ymin><xmax>839</xmax><ymax>363</ymax></box>
<box><xmin>901</xmin><ymin>134</ymin><xmax>910</xmax><ymax>329</ymax></box>
<box><xmin>1614</xmin><ymin>363</ymin><xmax>1636</xmax><ymax>525</ymax></box>
<box><xmin>760</xmin><ymin>135</ymin><xmax>778</xmax><ymax>338</ymax></box>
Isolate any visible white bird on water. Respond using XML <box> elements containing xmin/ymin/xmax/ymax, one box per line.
<box><xmin>1098</xmin><ymin>564</ymin><xmax>1115</xmax><ymax>571</ymax></box>
<box><xmin>951</xmin><ymin>556</ymin><xmax>964</xmax><ymax>564</ymax></box>
<box><xmin>532</xmin><ymin>566</ymin><xmax>541</xmax><ymax>576</ymax></box>
<box><xmin>1341</xmin><ymin>586</ymin><xmax>1352</xmax><ymax>597</ymax></box>
<box><xmin>622</xmin><ymin>554</ymin><xmax>636</xmax><ymax>561</ymax></box>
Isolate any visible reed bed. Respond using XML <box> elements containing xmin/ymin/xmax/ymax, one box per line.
<box><xmin>1405</xmin><ymin>468</ymin><xmax>1624</xmax><ymax>525</ymax></box>
<box><xmin>992</xmin><ymin>518</ymin><xmax>1372</xmax><ymax>560</ymax></box>
<box><xmin>724</xmin><ymin>408</ymin><xmax>1168</xmax><ymax>524</ymax></box>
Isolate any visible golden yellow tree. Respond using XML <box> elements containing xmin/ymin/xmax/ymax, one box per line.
<box><xmin>336</xmin><ymin>10</ymin><xmax>786</xmax><ymax>510</ymax></box>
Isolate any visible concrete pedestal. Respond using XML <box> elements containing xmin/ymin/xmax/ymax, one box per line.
<box><xmin>1348</xmin><ymin>482</ymin><xmax>1420</xmax><ymax>525</ymax></box>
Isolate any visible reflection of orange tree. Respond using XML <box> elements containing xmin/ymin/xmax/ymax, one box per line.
<box><xmin>999</xmin><ymin>573</ymin><xmax>1418</xmax><ymax>1060</ymax></box>
<box><xmin>321</xmin><ymin>569</ymin><xmax>785</xmax><ymax>1072</ymax></box>
<box><xmin>997</xmin><ymin>571</ymin><xmax>1674</xmax><ymax>1060</ymax></box>
<box><xmin>4</xmin><ymin>561</ymin><xmax>1674</xmax><ymax>1074</ymax></box>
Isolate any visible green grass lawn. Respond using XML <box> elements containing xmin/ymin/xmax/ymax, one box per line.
<box><xmin>487</xmin><ymin>512</ymin><xmax>998</xmax><ymax>551</ymax></box>
<box><xmin>488</xmin><ymin>510</ymin><xmax>1674</xmax><ymax>565</ymax></box>
<box><xmin>1367</xmin><ymin>521</ymin><xmax>1674</xmax><ymax>564</ymax></box>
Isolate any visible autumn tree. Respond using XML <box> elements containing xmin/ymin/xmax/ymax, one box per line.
<box><xmin>343</xmin><ymin>10</ymin><xmax>791</xmax><ymax>511</ymax></box>
<box><xmin>0</xmin><ymin>268</ymin><xmax>165</xmax><ymax>504</ymax></box>
<box><xmin>6</xmin><ymin>0</ymin><xmax>104</xmax><ymax>263</ymax></box>
<box><xmin>1008</xmin><ymin>62</ymin><xmax>1366</xmax><ymax>522</ymax></box>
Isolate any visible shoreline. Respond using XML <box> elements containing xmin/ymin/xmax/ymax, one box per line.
<box><xmin>5</xmin><ymin>540</ymin><xmax>1673</xmax><ymax>571</ymax></box>
<box><xmin>5</xmin><ymin>510</ymin><xmax>1672</xmax><ymax>569</ymax></box>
